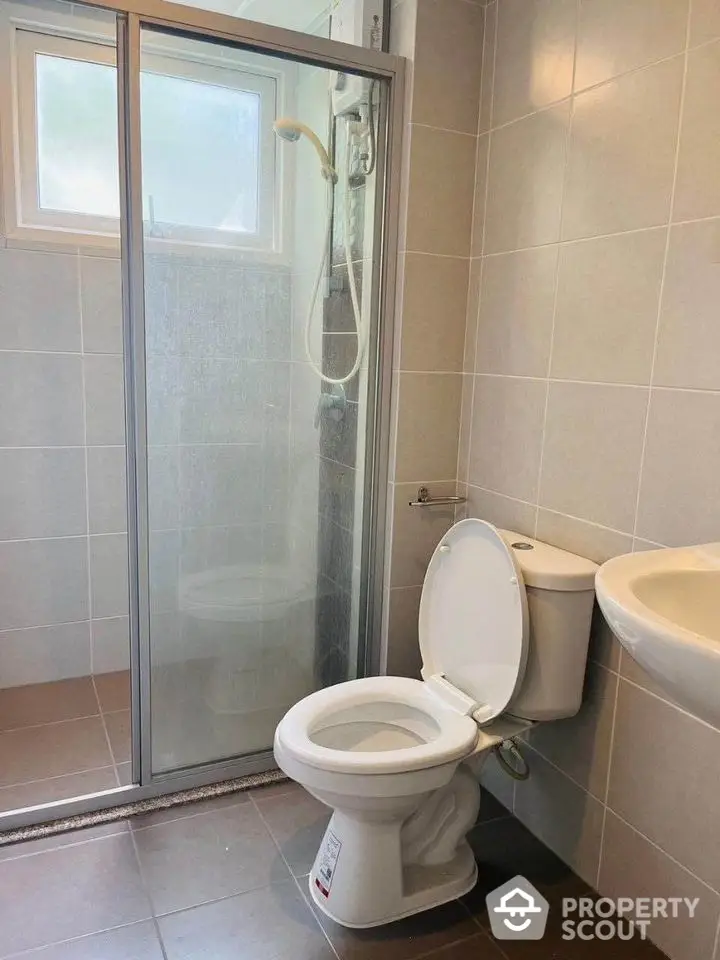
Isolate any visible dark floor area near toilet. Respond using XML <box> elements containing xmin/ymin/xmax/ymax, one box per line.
<box><xmin>0</xmin><ymin>779</ymin><xmax>668</xmax><ymax>959</ymax></box>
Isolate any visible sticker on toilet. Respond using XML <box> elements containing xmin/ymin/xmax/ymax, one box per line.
<box><xmin>314</xmin><ymin>830</ymin><xmax>342</xmax><ymax>898</ymax></box>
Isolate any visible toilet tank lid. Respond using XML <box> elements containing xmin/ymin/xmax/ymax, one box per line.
<box><xmin>498</xmin><ymin>530</ymin><xmax>598</xmax><ymax>592</ymax></box>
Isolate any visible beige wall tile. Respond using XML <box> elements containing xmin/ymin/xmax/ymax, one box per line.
<box><xmin>588</xmin><ymin>605</ymin><xmax>622</xmax><ymax>671</ymax></box>
<box><xmin>539</xmin><ymin>381</ymin><xmax>648</xmax><ymax>531</ymax></box>
<box><xmin>479</xmin><ymin>0</ymin><xmax>497</xmax><ymax>133</ymax></box>
<box><xmin>413</xmin><ymin>0</ymin><xmax>484</xmax><ymax>134</ymax></box>
<box><xmin>619</xmin><ymin>647</ymin><xmax>684</xmax><ymax>710</ymax></box>
<box><xmin>463</xmin><ymin>483</ymin><xmax>537</xmax><ymax>536</ymax></box>
<box><xmin>608</xmin><ymin>679</ymin><xmax>720</xmax><ymax>892</ymax></box>
<box><xmin>550</xmin><ymin>229</ymin><xmax>666</xmax><ymax>384</ymax></box>
<box><xmin>467</xmin><ymin>375</ymin><xmax>547</xmax><ymax>501</ymax></box>
<box><xmin>405</xmin><ymin>125</ymin><xmax>477</xmax><ymax>257</ymax></box>
<box><xmin>514</xmin><ymin>744</ymin><xmax>605</xmax><ymax>886</ymax></box>
<box><xmin>675</xmin><ymin>40</ymin><xmax>720</xmax><ymax>221</ymax></box>
<box><xmin>526</xmin><ymin>661</ymin><xmax>618</xmax><ymax>801</ymax></box>
<box><xmin>464</xmin><ymin>259</ymin><xmax>482</xmax><ymax>372</ymax></box>
<box><xmin>399</xmin><ymin>253</ymin><xmax>469</xmax><ymax>372</ymax></box>
<box><xmin>575</xmin><ymin>0</ymin><xmax>689</xmax><ymax>91</ymax></box>
<box><xmin>484</xmin><ymin>103</ymin><xmax>570</xmax><ymax>254</ymax></box>
<box><xmin>635</xmin><ymin>387</ymin><xmax>720</xmax><ymax>546</ymax></box>
<box><xmin>386</xmin><ymin>584</ymin><xmax>423</xmax><ymax>678</ymax></box>
<box><xmin>599</xmin><ymin>812</ymin><xmax>720</xmax><ymax>960</ymax></box>
<box><xmin>493</xmin><ymin>0</ymin><xmax>576</xmax><ymax>125</ymax></box>
<box><xmin>536</xmin><ymin>509</ymin><xmax>633</xmax><ymax>564</ymax></box>
<box><xmin>471</xmin><ymin>134</ymin><xmax>489</xmax><ymax>257</ymax></box>
<box><xmin>654</xmin><ymin>220</ymin><xmax>720</xmax><ymax>391</ymax></box>
<box><xmin>476</xmin><ymin>246</ymin><xmax>558</xmax><ymax>377</ymax></box>
<box><xmin>690</xmin><ymin>0</ymin><xmax>720</xmax><ymax>46</ymax></box>
<box><xmin>457</xmin><ymin>375</ymin><xmax>474</xmax><ymax>482</ymax></box>
<box><xmin>395</xmin><ymin>372</ymin><xmax>463</xmax><ymax>482</ymax></box>
<box><xmin>562</xmin><ymin>57</ymin><xmax>684</xmax><ymax>240</ymax></box>
<box><xmin>390</xmin><ymin>481</ymin><xmax>457</xmax><ymax>587</ymax></box>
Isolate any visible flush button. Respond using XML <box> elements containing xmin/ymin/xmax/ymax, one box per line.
<box><xmin>512</xmin><ymin>541</ymin><xmax>534</xmax><ymax>550</ymax></box>
<box><xmin>439</xmin><ymin>544</ymin><xmax>451</xmax><ymax>553</ymax></box>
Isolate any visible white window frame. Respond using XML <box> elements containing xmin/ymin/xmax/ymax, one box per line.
<box><xmin>0</xmin><ymin>7</ymin><xmax>292</xmax><ymax>257</ymax></box>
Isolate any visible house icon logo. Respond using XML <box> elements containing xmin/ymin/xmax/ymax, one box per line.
<box><xmin>486</xmin><ymin>876</ymin><xmax>550</xmax><ymax>940</ymax></box>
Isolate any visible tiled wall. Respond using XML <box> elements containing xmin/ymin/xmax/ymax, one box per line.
<box><xmin>455</xmin><ymin>2</ymin><xmax>720</xmax><ymax>958</ymax></box>
<box><xmin>385</xmin><ymin>0</ymin><xmax>484</xmax><ymax>676</ymax></box>
<box><xmin>0</xmin><ymin>246</ymin><xmax>131</xmax><ymax>685</ymax></box>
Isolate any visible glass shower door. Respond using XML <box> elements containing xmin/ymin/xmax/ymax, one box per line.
<box><xmin>135</xmin><ymin>25</ymin><xmax>387</xmax><ymax>775</ymax></box>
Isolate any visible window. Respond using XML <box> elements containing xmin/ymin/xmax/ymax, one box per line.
<box><xmin>8</xmin><ymin>25</ymin><xmax>280</xmax><ymax>250</ymax></box>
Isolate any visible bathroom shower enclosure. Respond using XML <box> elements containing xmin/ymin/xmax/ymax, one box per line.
<box><xmin>0</xmin><ymin>0</ymin><xmax>403</xmax><ymax>829</ymax></box>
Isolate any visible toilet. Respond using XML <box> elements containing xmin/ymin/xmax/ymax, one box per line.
<box><xmin>273</xmin><ymin>519</ymin><xmax>598</xmax><ymax>929</ymax></box>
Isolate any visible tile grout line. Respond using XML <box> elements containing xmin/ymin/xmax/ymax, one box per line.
<box><xmin>125</xmin><ymin>822</ymin><xmax>170</xmax><ymax>960</ymax></box>
<box><xmin>248</xmin><ymin>792</ymin><xmax>343</xmax><ymax>960</ymax></box>
<box><xmin>471</xmin><ymin>211</ymin><xmax>719</xmax><ymax>261</ymax></box>
<box><xmin>712</xmin><ymin>911</ymin><xmax>720</xmax><ymax>960</ymax></box>
<box><xmin>462</xmin><ymin>0</ymin><xmax>496</xmax><ymax>494</ymax></box>
<box><xmin>607</xmin><ymin>806</ymin><xmax>720</xmax><ymax>899</ymax></box>
<box><xmin>594</xmin><ymin>662</ymin><xmax>620</xmax><ymax>890</ymax></box>
<box><xmin>532</xmin><ymin>0</ymin><xmax>579</xmax><ymax>539</ymax></box>
<box><xmin>91</xmin><ymin>675</ymin><xmax>120</xmax><ymax>785</ymax></box>
<box><xmin>479</xmin><ymin>39</ymin><xmax>706</xmax><ymax>138</ymax></box>
<box><xmin>631</xmin><ymin>2</ymin><xmax>693</xmax><ymax>543</ymax></box>
<box><xmin>0</xmin><ymin>918</ymin><xmax>161</xmax><ymax>960</ymax></box>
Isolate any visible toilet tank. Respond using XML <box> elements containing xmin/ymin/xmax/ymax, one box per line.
<box><xmin>499</xmin><ymin>530</ymin><xmax>598</xmax><ymax>722</ymax></box>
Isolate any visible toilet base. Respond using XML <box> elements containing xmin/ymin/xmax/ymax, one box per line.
<box><xmin>308</xmin><ymin>810</ymin><xmax>479</xmax><ymax>929</ymax></box>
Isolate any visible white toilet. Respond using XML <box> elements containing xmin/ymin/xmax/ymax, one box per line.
<box><xmin>274</xmin><ymin>519</ymin><xmax>597</xmax><ymax>929</ymax></box>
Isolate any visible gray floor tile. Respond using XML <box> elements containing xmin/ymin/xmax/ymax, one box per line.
<box><xmin>0</xmin><ymin>718</ymin><xmax>113</xmax><ymax>787</ymax></box>
<box><xmin>5</xmin><ymin>921</ymin><xmax>164</xmax><ymax>959</ymax></box>
<box><xmin>0</xmin><ymin>821</ymin><xmax>129</xmax><ymax>862</ymax></box>
<box><xmin>0</xmin><ymin>766</ymin><xmax>118</xmax><ymax>815</ymax></box>
<box><xmin>253</xmin><ymin>785</ymin><xmax>331</xmax><ymax>876</ymax></box>
<box><xmin>104</xmin><ymin>710</ymin><xmax>131</xmax><ymax>764</ymax></box>
<box><xmin>0</xmin><ymin>678</ymin><xmax>98</xmax><ymax>732</ymax></box>
<box><xmin>129</xmin><ymin>791</ymin><xmax>249</xmax><ymax>830</ymax></box>
<box><xmin>133</xmin><ymin>800</ymin><xmax>288</xmax><ymax>916</ymax></box>
<box><xmin>94</xmin><ymin>671</ymin><xmax>131</xmax><ymax>713</ymax></box>
<box><xmin>312</xmin><ymin>897</ymin><xmax>479</xmax><ymax>960</ymax></box>
<box><xmin>158</xmin><ymin>880</ymin><xmax>335</xmax><ymax>960</ymax></box>
<box><xmin>0</xmin><ymin>833</ymin><xmax>151</xmax><ymax>955</ymax></box>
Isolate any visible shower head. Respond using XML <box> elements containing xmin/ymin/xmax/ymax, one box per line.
<box><xmin>273</xmin><ymin>119</ymin><xmax>303</xmax><ymax>143</ymax></box>
<box><xmin>273</xmin><ymin>118</ymin><xmax>337</xmax><ymax>183</ymax></box>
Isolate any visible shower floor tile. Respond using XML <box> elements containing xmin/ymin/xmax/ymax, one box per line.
<box><xmin>0</xmin><ymin>782</ymin><xmax>670</xmax><ymax>960</ymax></box>
<box><xmin>0</xmin><ymin>673</ymin><xmax>131</xmax><ymax>813</ymax></box>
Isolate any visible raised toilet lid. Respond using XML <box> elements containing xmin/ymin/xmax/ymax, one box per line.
<box><xmin>419</xmin><ymin>518</ymin><xmax>529</xmax><ymax>723</ymax></box>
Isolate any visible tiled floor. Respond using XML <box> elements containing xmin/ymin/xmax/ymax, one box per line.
<box><xmin>0</xmin><ymin>672</ymin><xmax>131</xmax><ymax>813</ymax></box>
<box><xmin>0</xmin><ymin>780</ymin><xmax>669</xmax><ymax>959</ymax></box>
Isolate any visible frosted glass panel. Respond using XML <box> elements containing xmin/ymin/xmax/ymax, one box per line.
<box><xmin>140</xmin><ymin>26</ymin><xmax>385</xmax><ymax>775</ymax></box>
<box><xmin>140</xmin><ymin>73</ymin><xmax>261</xmax><ymax>233</ymax></box>
<box><xmin>36</xmin><ymin>54</ymin><xmax>120</xmax><ymax>217</ymax></box>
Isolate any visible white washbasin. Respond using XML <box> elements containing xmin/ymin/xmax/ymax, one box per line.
<box><xmin>595</xmin><ymin>543</ymin><xmax>720</xmax><ymax>728</ymax></box>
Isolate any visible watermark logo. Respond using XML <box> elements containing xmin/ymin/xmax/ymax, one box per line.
<box><xmin>485</xmin><ymin>878</ymin><xmax>701</xmax><ymax>943</ymax></box>
<box><xmin>561</xmin><ymin>895</ymin><xmax>700</xmax><ymax>942</ymax></box>
<box><xmin>486</xmin><ymin>876</ymin><xmax>550</xmax><ymax>940</ymax></box>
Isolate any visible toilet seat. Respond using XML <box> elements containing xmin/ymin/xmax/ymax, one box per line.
<box><xmin>274</xmin><ymin>676</ymin><xmax>478</xmax><ymax>775</ymax></box>
<box><xmin>275</xmin><ymin>520</ymin><xmax>531</xmax><ymax>779</ymax></box>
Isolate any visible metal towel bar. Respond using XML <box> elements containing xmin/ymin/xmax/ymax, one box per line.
<box><xmin>408</xmin><ymin>486</ymin><xmax>467</xmax><ymax>507</ymax></box>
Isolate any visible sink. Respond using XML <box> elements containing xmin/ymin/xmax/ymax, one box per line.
<box><xmin>595</xmin><ymin>543</ymin><xmax>720</xmax><ymax>728</ymax></box>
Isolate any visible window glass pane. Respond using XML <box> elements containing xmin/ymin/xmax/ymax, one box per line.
<box><xmin>36</xmin><ymin>53</ymin><xmax>120</xmax><ymax>217</ymax></box>
<box><xmin>140</xmin><ymin>72</ymin><xmax>261</xmax><ymax>234</ymax></box>
<box><xmin>35</xmin><ymin>53</ymin><xmax>263</xmax><ymax>235</ymax></box>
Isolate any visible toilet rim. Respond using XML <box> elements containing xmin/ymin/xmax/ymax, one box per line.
<box><xmin>274</xmin><ymin>676</ymin><xmax>479</xmax><ymax>775</ymax></box>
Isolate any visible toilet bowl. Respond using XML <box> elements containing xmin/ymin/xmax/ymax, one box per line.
<box><xmin>274</xmin><ymin>519</ymin><xmax>598</xmax><ymax>928</ymax></box>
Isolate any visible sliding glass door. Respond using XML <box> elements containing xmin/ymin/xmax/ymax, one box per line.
<box><xmin>128</xmin><ymin>23</ymin><xmax>394</xmax><ymax>777</ymax></box>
